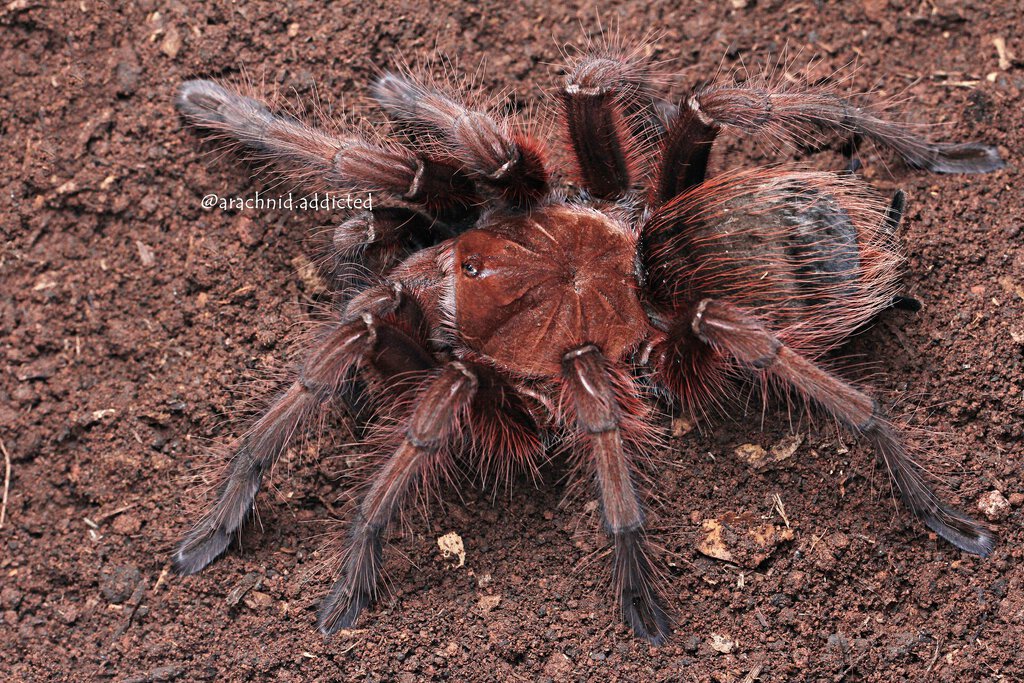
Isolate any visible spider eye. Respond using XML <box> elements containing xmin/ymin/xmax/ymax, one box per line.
<box><xmin>461</xmin><ymin>259</ymin><xmax>480</xmax><ymax>278</ymax></box>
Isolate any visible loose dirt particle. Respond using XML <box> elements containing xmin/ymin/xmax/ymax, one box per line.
<box><xmin>710</xmin><ymin>633</ymin><xmax>737</xmax><ymax>654</ymax></box>
<box><xmin>160</xmin><ymin>26</ymin><xmax>182</xmax><ymax>58</ymax></box>
<box><xmin>136</xmin><ymin>240</ymin><xmax>155</xmax><ymax>267</ymax></box>
<box><xmin>437</xmin><ymin>531</ymin><xmax>466</xmax><ymax>568</ymax></box>
<box><xmin>477</xmin><ymin>595</ymin><xmax>502</xmax><ymax>613</ymax></box>
<box><xmin>734</xmin><ymin>434</ymin><xmax>804</xmax><ymax>469</ymax></box>
<box><xmin>977</xmin><ymin>490</ymin><xmax>1011</xmax><ymax>521</ymax></box>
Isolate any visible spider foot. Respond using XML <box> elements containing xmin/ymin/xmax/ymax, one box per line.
<box><xmin>172</xmin><ymin>521</ymin><xmax>233</xmax><ymax>576</ymax></box>
<box><xmin>613</xmin><ymin>529</ymin><xmax>672</xmax><ymax>645</ymax></box>
<box><xmin>920</xmin><ymin>501</ymin><xmax>997</xmax><ymax>558</ymax></box>
<box><xmin>318</xmin><ymin>579</ymin><xmax>373</xmax><ymax>635</ymax></box>
<box><xmin>919</xmin><ymin>142</ymin><xmax>1005</xmax><ymax>174</ymax></box>
<box><xmin>175</xmin><ymin>79</ymin><xmax>269</xmax><ymax>131</ymax></box>
<box><xmin>621</xmin><ymin>586</ymin><xmax>671</xmax><ymax>645</ymax></box>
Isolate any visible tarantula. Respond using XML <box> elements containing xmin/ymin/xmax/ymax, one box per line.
<box><xmin>171</xmin><ymin>43</ymin><xmax>1003</xmax><ymax>643</ymax></box>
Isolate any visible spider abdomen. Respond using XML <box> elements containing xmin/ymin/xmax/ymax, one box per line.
<box><xmin>645</xmin><ymin>170</ymin><xmax>900</xmax><ymax>350</ymax></box>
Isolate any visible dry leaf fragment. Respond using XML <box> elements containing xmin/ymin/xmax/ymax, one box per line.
<box><xmin>734</xmin><ymin>443</ymin><xmax>767</xmax><ymax>465</ymax></box>
<box><xmin>698</xmin><ymin>515</ymin><xmax>795</xmax><ymax>567</ymax></box>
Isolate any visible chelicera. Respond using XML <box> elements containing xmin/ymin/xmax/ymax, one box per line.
<box><xmin>171</xmin><ymin>41</ymin><xmax>1002</xmax><ymax>643</ymax></box>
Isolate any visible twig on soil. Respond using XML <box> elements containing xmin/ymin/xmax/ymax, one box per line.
<box><xmin>94</xmin><ymin>503</ymin><xmax>136</xmax><ymax>524</ymax></box>
<box><xmin>925</xmin><ymin>637</ymin><xmax>943</xmax><ymax>674</ymax></box>
<box><xmin>740</xmin><ymin>661</ymin><xmax>764</xmax><ymax>683</ymax></box>
<box><xmin>0</xmin><ymin>438</ymin><xmax>11</xmax><ymax>529</ymax></box>
<box><xmin>772</xmin><ymin>493</ymin><xmax>790</xmax><ymax>528</ymax></box>
<box><xmin>153</xmin><ymin>565</ymin><xmax>171</xmax><ymax>591</ymax></box>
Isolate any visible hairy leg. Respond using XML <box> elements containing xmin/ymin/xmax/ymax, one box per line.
<box><xmin>653</xmin><ymin>80</ymin><xmax>1004</xmax><ymax>203</ymax></box>
<box><xmin>175</xmin><ymin>80</ymin><xmax>478</xmax><ymax>217</ymax></box>
<box><xmin>690</xmin><ymin>298</ymin><xmax>995</xmax><ymax>556</ymax></box>
<box><xmin>330</xmin><ymin>207</ymin><xmax>444</xmax><ymax>300</ymax></box>
<box><xmin>562</xmin><ymin>345</ymin><xmax>669</xmax><ymax>644</ymax></box>
<box><xmin>318</xmin><ymin>362</ymin><xmax>478</xmax><ymax>633</ymax></box>
<box><xmin>371</xmin><ymin>73</ymin><xmax>548</xmax><ymax>206</ymax></box>
<box><xmin>560</xmin><ymin>56</ymin><xmax>645</xmax><ymax>198</ymax></box>
<box><xmin>173</xmin><ymin>284</ymin><xmax>436</xmax><ymax>575</ymax></box>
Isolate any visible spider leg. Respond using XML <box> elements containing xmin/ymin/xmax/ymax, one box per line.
<box><xmin>371</xmin><ymin>74</ymin><xmax>548</xmax><ymax>206</ymax></box>
<box><xmin>174</xmin><ymin>80</ymin><xmax>478</xmax><ymax>219</ymax></box>
<box><xmin>331</xmin><ymin>207</ymin><xmax>446</xmax><ymax>300</ymax></box>
<box><xmin>318</xmin><ymin>362</ymin><xmax>478</xmax><ymax>633</ymax></box>
<box><xmin>562</xmin><ymin>345</ymin><xmax>669</xmax><ymax>644</ymax></box>
<box><xmin>561</xmin><ymin>56</ymin><xmax>644</xmax><ymax>199</ymax></box>
<box><xmin>648</xmin><ymin>320</ymin><xmax>732</xmax><ymax>424</ymax></box>
<box><xmin>172</xmin><ymin>284</ymin><xmax>436</xmax><ymax>575</ymax></box>
<box><xmin>690</xmin><ymin>298</ymin><xmax>996</xmax><ymax>556</ymax></box>
<box><xmin>560</xmin><ymin>53</ymin><xmax>680</xmax><ymax>199</ymax></box>
<box><xmin>875</xmin><ymin>190</ymin><xmax>921</xmax><ymax>314</ymax></box>
<box><xmin>653</xmin><ymin>81</ymin><xmax>1004</xmax><ymax>203</ymax></box>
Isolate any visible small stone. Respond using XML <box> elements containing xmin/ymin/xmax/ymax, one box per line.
<box><xmin>226</xmin><ymin>572</ymin><xmax>263</xmax><ymax>607</ymax></box>
<box><xmin>114</xmin><ymin>43</ymin><xmax>142</xmax><ymax>94</ymax></box>
<box><xmin>111</xmin><ymin>513</ymin><xmax>141</xmax><ymax>535</ymax></box>
<box><xmin>1</xmin><ymin>587</ymin><xmax>23</xmax><ymax>610</ymax></box>
<box><xmin>478</xmin><ymin>595</ymin><xmax>502</xmax><ymax>613</ymax></box>
<box><xmin>734</xmin><ymin>434</ymin><xmax>803</xmax><ymax>469</ymax></box>
<box><xmin>243</xmin><ymin>591</ymin><xmax>273</xmax><ymax>610</ymax></box>
<box><xmin>16</xmin><ymin>358</ymin><xmax>57</xmax><ymax>381</ymax></box>
<box><xmin>698</xmin><ymin>518</ymin><xmax>733</xmax><ymax>562</ymax></box>
<box><xmin>697</xmin><ymin>515</ymin><xmax>795</xmax><ymax>567</ymax></box>
<box><xmin>100</xmin><ymin>565</ymin><xmax>141</xmax><ymax>604</ymax></box>
<box><xmin>769</xmin><ymin>434</ymin><xmax>804</xmax><ymax>463</ymax></box>
<box><xmin>1007</xmin><ymin>492</ymin><xmax>1024</xmax><ymax>507</ymax></box>
<box><xmin>672</xmin><ymin>416</ymin><xmax>694</xmax><ymax>437</ymax></box>
<box><xmin>437</xmin><ymin>531</ymin><xmax>466</xmax><ymax>568</ymax></box>
<box><xmin>977</xmin><ymin>490</ymin><xmax>1011</xmax><ymax>521</ymax></box>
<box><xmin>136</xmin><ymin>240</ymin><xmax>155</xmax><ymax>267</ymax></box>
<box><xmin>709</xmin><ymin>633</ymin><xmax>736</xmax><ymax>654</ymax></box>
<box><xmin>59</xmin><ymin>605</ymin><xmax>79</xmax><ymax>625</ymax></box>
<box><xmin>734</xmin><ymin>443</ymin><xmax>767</xmax><ymax>465</ymax></box>
<box><xmin>160</xmin><ymin>26</ymin><xmax>182</xmax><ymax>58</ymax></box>
<box><xmin>234</xmin><ymin>214</ymin><xmax>264</xmax><ymax>247</ymax></box>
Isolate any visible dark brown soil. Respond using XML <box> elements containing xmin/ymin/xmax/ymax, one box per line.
<box><xmin>2</xmin><ymin>1</ymin><xmax>1022</xmax><ymax>681</ymax></box>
